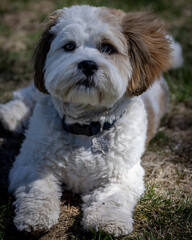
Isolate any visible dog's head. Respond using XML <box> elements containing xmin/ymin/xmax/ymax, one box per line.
<box><xmin>34</xmin><ymin>5</ymin><xmax>171</xmax><ymax>107</ymax></box>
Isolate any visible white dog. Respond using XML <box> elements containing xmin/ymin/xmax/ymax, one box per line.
<box><xmin>0</xmin><ymin>5</ymin><xmax>183</xmax><ymax>237</ymax></box>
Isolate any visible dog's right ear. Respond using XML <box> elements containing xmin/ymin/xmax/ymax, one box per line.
<box><xmin>122</xmin><ymin>12</ymin><xmax>171</xmax><ymax>96</ymax></box>
<box><xmin>33</xmin><ymin>13</ymin><xmax>59</xmax><ymax>94</ymax></box>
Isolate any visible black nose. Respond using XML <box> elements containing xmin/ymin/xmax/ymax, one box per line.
<box><xmin>78</xmin><ymin>60</ymin><xmax>98</xmax><ymax>76</ymax></box>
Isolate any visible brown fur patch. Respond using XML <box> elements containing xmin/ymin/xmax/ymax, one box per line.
<box><xmin>106</xmin><ymin>8</ymin><xmax>126</xmax><ymax>20</ymax></box>
<box><xmin>122</xmin><ymin>12</ymin><xmax>171</xmax><ymax>96</ymax></box>
<box><xmin>145</xmin><ymin>98</ymin><xmax>157</xmax><ymax>144</ymax></box>
<box><xmin>99</xmin><ymin>10</ymin><xmax>129</xmax><ymax>57</ymax></box>
<box><xmin>100</xmin><ymin>7</ymin><xmax>125</xmax><ymax>24</ymax></box>
<box><xmin>145</xmin><ymin>81</ymin><xmax>169</xmax><ymax>144</ymax></box>
<box><xmin>33</xmin><ymin>12</ymin><xmax>60</xmax><ymax>94</ymax></box>
<box><xmin>159</xmin><ymin>80</ymin><xmax>169</xmax><ymax>118</ymax></box>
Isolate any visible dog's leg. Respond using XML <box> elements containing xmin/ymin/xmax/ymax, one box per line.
<box><xmin>0</xmin><ymin>83</ymin><xmax>38</xmax><ymax>133</ymax></box>
<box><xmin>82</xmin><ymin>163</ymin><xmax>145</xmax><ymax>237</ymax></box>
<box><xmin>9</xmin><ymin>169</ymin><xmax>61</xmax><ymax>233</ymax></box>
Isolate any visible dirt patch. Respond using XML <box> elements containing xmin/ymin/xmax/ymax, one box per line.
<box><xmin>41</xmin><ymin>193</ymin><xmax>84</xmax><ymax>240</ymax></box>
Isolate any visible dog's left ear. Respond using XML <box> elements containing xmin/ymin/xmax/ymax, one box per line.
<box><xmin>122</xmin><ymin>12</ymin><xmax>171</xmax><ymax>96</ymax></box>
<box><xmin>33</xmin><ymin>12</ymin><xmax>60</xmax><ymax>94</ymax></box>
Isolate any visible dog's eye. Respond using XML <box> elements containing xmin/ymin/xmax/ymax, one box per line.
<box><xmin>63</xmin><ymin>42</ymin><xmax>76</xmax><ymax>51</ymax></box>
<box><xmin>100</xmin><ymin>43</ymin><xmax>117</xmax><ymax>55</ymax></box>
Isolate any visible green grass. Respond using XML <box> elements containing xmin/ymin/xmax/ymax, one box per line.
<box><xmin>130</xmin><ymin>185</ymin><xmax>192</xmax><ymax>240</ymax></box>
<box><xmin>0</xmin><ymin>48</ymin><xmax>32</xmax><ymax>102</ymax></box>
<box><xmin>148</xmin><ymin>131</ymin><xmax>171</xmax><ymax>151</ymax></box>
<box><xmin>0</xmin><ymin>197</ymin><xmax>13</xmax><ymax>240</ymax></box>
<box><xmin>166</xmin><ymin>68</ymin><xmax>192</xmax><ymax>105</ymax></box>
<box><xmin>82</xmin><ymin>230</ymin><xmax>114</xmax><ymax>240</ymax></box>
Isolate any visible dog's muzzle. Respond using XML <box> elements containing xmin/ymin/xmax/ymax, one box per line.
<box><xmin>78</xmin><ymin>60</ymin><xmax>98</xmax><ymax>77</ymax></box>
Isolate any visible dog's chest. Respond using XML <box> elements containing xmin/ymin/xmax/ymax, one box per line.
<box><xmin>41</xmin><ymin>118</ymin><xmax>145</xmax><ymax>193</ymax></box>
<box><xmin>34</xmin><ymin>97</ymin><xmax>147</xmax><ymax>193</ymax></box>
<box><xmin>45</xmin><ymin>131</ymin><xmax>117</xmax><ymax>191</ymax></box>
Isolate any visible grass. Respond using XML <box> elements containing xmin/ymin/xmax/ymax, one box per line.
<box><xmin>148</xmin><ymin>131</ymin><xmax>171</xmax><ymax>150</ymax></box>
<box><xmin>0</xmin><ymin>0</ymin><xmax>192</xmax><ymax>239</ymax></box>
<box><xmin>131</xmin><ymin>185</ymin><xmax>192</xmax><ymax>240</ymax></box>
<box><xmin>166</xmin><ymin>68</ymin><xmax>192</xmax><ymax>105</ymax></box>
<box><xmin>64</xmin><ymin>185</ymin><xmax>192</xmax><ymax>240</ymax></box>
<box><xmin>0</xmin><ymin>197</ymin><xmax>13</xmax><ymax>240</ymax></box>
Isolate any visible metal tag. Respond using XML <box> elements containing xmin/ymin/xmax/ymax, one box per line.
<box><xmin>91</xmin><ymin>135</ymin><xmax>109</xmax><ymax>155</ymax></box>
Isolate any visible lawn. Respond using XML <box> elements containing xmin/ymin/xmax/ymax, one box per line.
<box><xmin>0</xmin><ymin>0</ymin><xmax>191</xmax><ymax>239</ymax></box>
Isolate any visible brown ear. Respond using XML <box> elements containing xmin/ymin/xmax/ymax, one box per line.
<box><xmin>122</xmin><ymin>12</ymin><xmax>171</xmax><ymax>96</ymax></box>
<box><xmin>33</xmin><ymin>14</ymin><xmax>59</xmax><ymax>94</ymax></box>
<box><xmin>106</xmin><ymin>8</ymin><xmax>126</xmax><ymax>20</ymax></box>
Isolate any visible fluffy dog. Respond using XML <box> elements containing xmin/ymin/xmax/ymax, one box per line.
<box><xmin>1</xmin><ymin>5</ymin><xmax>183</xmax><ymax>237</ymax></box>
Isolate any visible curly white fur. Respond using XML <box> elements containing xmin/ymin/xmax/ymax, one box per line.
<box><xmin>9</xmin><ymin>94</ymin><xmax>146</xmax><ymax>235</ymax></box>
<box><xmin>0</xmin><ymin>84</ymin><xmax>39</xmax><ymax>133</ymax></box>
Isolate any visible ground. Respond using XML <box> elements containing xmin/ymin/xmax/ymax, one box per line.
<box><xmin>0</xmin><ymin>0</ymin><xmax>191</xmax><ymax>239</ymax></box>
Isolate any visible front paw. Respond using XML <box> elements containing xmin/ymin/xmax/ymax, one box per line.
<box><xmin>82</xmin><ymin>203</ymin><xmax>133</xmax><ymax>237</ymax></box>
<box><xmin>13</xmin><ymin>199</ymin><xmax>60</xmax><ymax>233</ymax></box>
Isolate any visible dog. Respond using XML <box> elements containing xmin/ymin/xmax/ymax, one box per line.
<box><xmin>0</xmin><ymin>5</ymin><xmax>183</xmax><ymax>237</ymax></box>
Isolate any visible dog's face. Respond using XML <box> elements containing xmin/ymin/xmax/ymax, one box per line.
<box><xmin>34</xmin><ymin>5</ymin><xmax>171</xmax><ymax>108</ymax></box>
<box><xmin>44</xmin><ymin>6</ymin><xmax>131</xmax><ymax>107</ymax></box>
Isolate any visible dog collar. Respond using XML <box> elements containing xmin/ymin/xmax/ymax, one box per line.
<box><xmin>62</xmin><ymin>116</ymin><xmax>117</xmax><ymax>136</ymax></box>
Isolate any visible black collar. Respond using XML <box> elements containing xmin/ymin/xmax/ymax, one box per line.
<box><xmin>62</xmin><ymin>116</ymin><xmax>117</xmax><ymax>136</ymax></box>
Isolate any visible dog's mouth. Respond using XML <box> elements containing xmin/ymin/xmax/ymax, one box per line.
<box><xmin>76</xmin><ymin>77</ymin><xmax>95</xmax><ymax>89</ymax></box>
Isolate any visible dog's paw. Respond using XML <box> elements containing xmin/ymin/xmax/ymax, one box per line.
<box><xmin>82</xmin><ymin>204</ymin><xmax>133</xmax><ymax>237</ymax></box>
<box><xmin>13</xmin><ymin>199</ymin><xmax>60</xmax><ymax>233</ymax></box>
<box><xmin>14</xmin><ymin>210</ymin><xmax>59</xmax><ymax>233</ymax></box>
<box><xmin>14</xmin><ymin>209</ymin><xmax>59</xmax><ymax>233</ymax></box>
